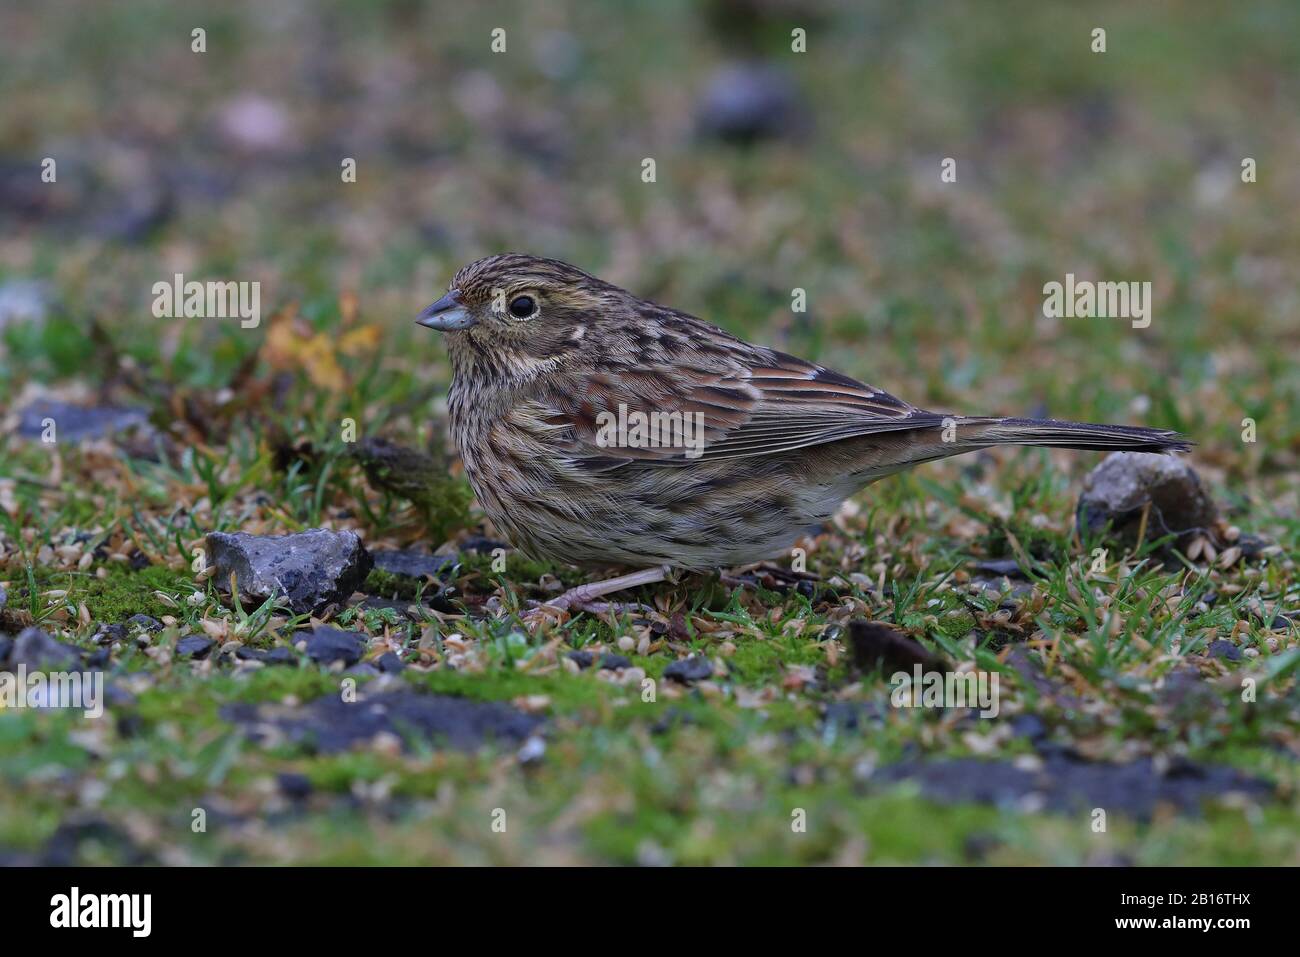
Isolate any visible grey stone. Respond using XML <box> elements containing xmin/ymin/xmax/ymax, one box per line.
<box><xmin>1076</xmin><ymin>452</ymin><xmax>1219</xmax><ymax>551</ymax></box>
<box><xmin>696</xmin><ymin>62</ymin><xmax>805</xmax><ymax>144</ymax></box>
<box><xmin>875</xmin><ymin>752</ymin><xmax>1271</xmax><ymax>822</ymax></box>
<box><xmin>206</xmin><ymin>529</ymin><xmax>374</xmax><ymax>615</ymax></box>
<box><xmin>16</xmin><ymin>400</ymin><xmax>151</xmax><ymax>443</ymax></box>
<box><xmin>175</xmin><ymin>635</ymin><xmax>215</xmax><ymax>660</ymax></box>
<box><xmin>300</xmin><ymin>626</ymin><xmax>365</xmax><ymax>667</ymax></box>
<box><xmin>663</xmin><ymin>654</ymin><xmax>714</xmax><ymax>684</ymax></box>
<box><xmin>1206</xmin><ymin>639</ymin><xmax>1242</xmax><ymax>662</ymax></box>
<box><xmin>222</xmin><ymin>690</ymin><xmax>544</xmax><ymax>754</ymax></box>
<box><xmin>370</xmin><ymin>549</ymin><xmax>454</xmax><ymax>581</ymax></box>
<box><xmin>0</xmin><ymin>279</ymin><xmax>52</xmax><ymax>329</ymax></box>
<box><xmin>235</xmin><ymin>645</ymin><xmax>297</xmax><ymax>667</ymax></box>
<box><xmin>9</xmin><ymin>628</ymin><xmax>82</xmax><ymax>670</ymax></box>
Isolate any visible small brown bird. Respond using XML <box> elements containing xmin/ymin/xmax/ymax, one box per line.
<box><xmin>418</xmin><ymin>255</ymin><xmax>1188</xmax><ymax>610</ymax></box>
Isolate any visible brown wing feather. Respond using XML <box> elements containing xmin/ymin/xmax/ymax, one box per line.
<box><xmin>535</xmin><ymin>306</ymin><xmax>933</xmax><ymax>464</ymax></box>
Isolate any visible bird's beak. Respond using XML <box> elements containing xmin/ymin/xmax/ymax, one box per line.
<box><xmin>416</xmin><ymin>290</ymin><xmax>475</xmax><ymax>331</ymax></box>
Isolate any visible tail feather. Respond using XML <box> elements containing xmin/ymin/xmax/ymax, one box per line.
<box><xmin>958</xmin><ymin>416</ymin><xmax>1192</xmax><ymax>453</ymax></box>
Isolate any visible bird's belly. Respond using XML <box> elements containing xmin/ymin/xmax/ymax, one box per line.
<box><xmin>467</xmin><ymin>445</ymin><xmax>850</xmax><ymax>570</ymax></box>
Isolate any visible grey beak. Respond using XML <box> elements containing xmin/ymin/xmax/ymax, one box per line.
<box><xmin>416</xmin><ymin>290</ymin><xmax>475</xmax><ymax>331</ymax></box>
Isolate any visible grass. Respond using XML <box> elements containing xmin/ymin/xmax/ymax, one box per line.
<box><xmin>0</xmin><ymin>0</ymin><xmax>1297</xmax><ymax>865</ymax></box>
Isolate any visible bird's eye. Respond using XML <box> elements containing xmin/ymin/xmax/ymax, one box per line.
<box><xmin>508</xmin><ymin>295</ymin><xmax>537</xmax><ymax>319</ymax></box>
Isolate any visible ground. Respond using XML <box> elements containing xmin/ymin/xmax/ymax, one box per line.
<box><xmin>0</xmin><ymin>0</ymin><xmax>1298</xmax><ymax>865</ymax></box>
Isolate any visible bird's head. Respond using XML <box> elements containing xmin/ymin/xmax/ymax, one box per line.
<box><xmin>417</xmin><ymin>254</ymin><xmax>626</xmax><ymax>380</ymax></box>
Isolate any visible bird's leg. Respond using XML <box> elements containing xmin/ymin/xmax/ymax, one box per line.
<box><xmin>538</xmin><ymin>564</ymin><xmax>672</xmax><ymax>613</ymax></box>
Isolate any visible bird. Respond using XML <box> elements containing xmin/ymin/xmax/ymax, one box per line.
<box><xmin>417</xmin><ymin>254</ymin><xmax>1189</xmax><ymax>611</ymax></box>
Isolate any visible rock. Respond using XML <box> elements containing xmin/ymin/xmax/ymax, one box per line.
<box><xmin>973</xmin><ymin>558</ymin><xmax>1027</xmax><ymax>579</ymax></box>
<box><xmin>0</xmin><ymin>635</ymin><xmax>11</xmax><ymax>666</ymax></box>
<box><xmin>696</xmin><ymin>61</ymin><xmax>805</xmax><ymax>144</ymax></box>
<box><xmin>16</xmin><ymin>400</ymin><xmax>151</xmax><ymax>444</ymax></box>
<box><xmin>371</xmin><ymin>549</ymin><xmax>456</xmax><ymax>581</ymax></box>
<box><xmin>875</xmin><ymin>752</ymin><xmax>1272</xmax><ymax>822</ymax></box>
<box><xmin>235</xmin><ymin>646</ymin><xmax>298</xmax><ymax>667</ymax></box>
<box><xmin>845</xmin><ymin>620</ymin><xmax>947</xmax><ymax>675</ymax></box>
<box><xmin>126</xmin><ymin>614</ymin><xmax>162</xmax><ymax>632</ymax></box>
<box><xmin>375</xmin><ymin>652</ymin><xmax>405</xmax><ymax>674</ymax></box>
<box><xmin>1076</xmin><ymin>452</ymin><xmax>1219</xmax><ymax>551</ymax></box>
<box><xmin>663</xmin><ymin>654</ymin><xmax>714</xmax><ymax>683</ymax></box>
<box><xmin>92</xmin><ymin>622</ymin><xmax>128</xmax><ymax>645</ymax></box>
<box><xmin>599</xmin><ymin>653</ymin><xmax>632</xmax><ymax>671</ymax></box>
<box><xmin>206</xmin><ymin>529</ymin><xmax>374</xmax><ymax>615</ymax></box>
<box><xmin>175</xmin><ymin>635</ymin><xmax>215</xmax><ymax>660</ymax></box>
<box><xmin>1009</xmin><ymin>713</ymin><xmax>1049</xmax><ymax>743</ymax></box>
<box><xmin>460</xmin><ymin>535</ymin><xmax>508</xmax><ymax>554</ymax></box>
<box><xmin>1206</xmin><ymin>640</ymin><xmax>1242</xmax><ymax>662</ymax></box>
<box><xmin>0</xmin><ymin>279</ymin><xmax>51</xmax><ymax>330</ymax></box>
<box><xmin>223</xmin><ymin>690</ymin><xmax>544</xmax><ymax>754</ymax></box>
<box><xmin>567</xmin><ymin>650</ymin><xmax>595</xmax><ymax>670</ymax></box>
<box><xmin>300</xmin><ymin>626</ymin><xmax>366</xmax><ymax>667</ymax></box>
<box><xmin>277</xmin><ymin>772</ymin><xmax>313</xmax><ymax>801</ymax></box>
<box><xmin>0</xmin><ymin>583</ymin><xmax>6</xmax><ymax>611</ymax></box>
<box><xmin>9</xmin><ymin>628</ymin><xmax>82</xmax><ymax>670</ymax></box>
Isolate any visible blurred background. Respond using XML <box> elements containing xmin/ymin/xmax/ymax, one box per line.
<box><xmin>2</xmin><ymin>0</ymin><xmax>1297</xmax><ymax>471</ymax></box>
<box><xmin>1</xmin><ymin>0</ymin><xmax>1298</xmax><ymax>866</ymax></box>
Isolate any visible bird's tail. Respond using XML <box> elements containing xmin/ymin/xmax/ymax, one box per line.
<box><xmin>952</xmin><ymin>416</ymin><xmax>1191</xmax><ymax>453</ymax></box>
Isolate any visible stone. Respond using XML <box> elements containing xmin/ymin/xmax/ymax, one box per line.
<box><xmin>9</xmin><ymin>628</ymin><xmax>82</xmax><ymax>670</ymax></box>
<box><xmin>175</xmin><ymin>635</ymin><xmax>215</xmax><ymax>660</ymax></box>
<box><xmin>235</xmin><ymin>646</ymin><xmax>298</xmax><ymax>667</ymax></box>
<box><xmin>370</xmin><ymin>549</ymin><xmax>455</xmax><ymax>581</ymax></box>
<box><xmin>206</xmin><ymin>529</ymin><xmax>373</xmax><ymax>615</ymax></box>
<box><xmin>300</xmin><ymin>626</ymin><xmax>365</xmax><ymax>667</ymax></box>
<box><xmin>16</xmin><ymin>400</ymin><xmax>151</xmax><ymax>443</ymax></box>
<box><xmin>223</xmin><ymin>690</ymin><xmax>544</xmax><ymax>754</ymax></box>
<box><xmin>875</xmin><ymin>752</ymin><xmax>1272</xmax><ymax>822</ymax></box>
<box><xmin>696</xmin><ymin>62</ymin><xmax>805</xmax><ymax>144</ymax></box>
<box><xmin>1076</xmin><ymin>452</ymin><xmax>1219</xmax><ymax>551</ymax></box>
<box><xmin>663</xmin><ymin>654</ymin><xmax>713</xmax><ymax>684</ymax></box>
<box><xmin>1206</xmin><ymin>640</ymin><xmax>1242</xmax><ymax>662</ymax></box>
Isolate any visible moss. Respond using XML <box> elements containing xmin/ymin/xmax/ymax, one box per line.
<box><xmin>361</xmin><ymin>568</ymin><xmax>424</xmax><ymax>600</ymax></box>
<box><xmin>24</xmin><ymin>563</ymin><xmax>197</xmax><ymax>623</ymax></box>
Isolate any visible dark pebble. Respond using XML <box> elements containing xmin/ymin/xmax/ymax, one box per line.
<box><xmin>175</xmin><ymin>635</ymin><xmax>215</xmax><ymax>660</ymax></box>
<box><xmin>567</xmin><ymin>650</ymin><xmax>595</xmax><ymax>670</ymax></box>
<box><xmin>663</xmin><ymin>654</ymin><xmax>713</xmax><ymax>683</ymax></box>
<box><xmin>301</xmin><ymin>626</ymin><xmax>365</xmax><ymax>667</ymax></box>
<box><xmin>93</xmin><ymin>622</ymin><xmax>128</xmax><ymax>645</ymax></box>
<box><xmin>1206</xmin><ymin>640</ymin><xmax>1242</xmax><ymax>662</ymax></box>
<box><xmin>277</xmin><ymin>773</ymin><xmax>313</xmax><ymax>801</ymax></box>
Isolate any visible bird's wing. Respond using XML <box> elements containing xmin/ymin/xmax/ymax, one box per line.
<box><xmin>535</xmin><ymin>344</ymin><xmax>943</xmax><ymax>466</ymax></box>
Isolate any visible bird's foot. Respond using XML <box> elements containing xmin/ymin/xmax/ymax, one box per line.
<box><xmin>520</xmin><ymin>565</ymin><xmax>671</xmax><ymax>629</ymax></box>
